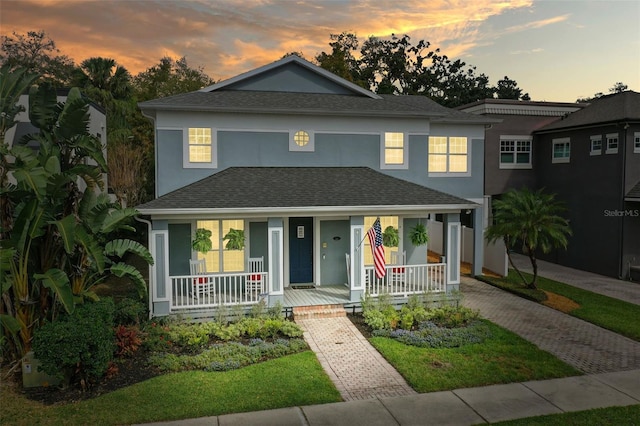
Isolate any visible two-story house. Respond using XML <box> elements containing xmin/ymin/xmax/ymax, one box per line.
<box><xmin>533</xmin><ymin>91</ymin><xmax>640</xmax><ymax>279</ymax></box>
<box><xmin>137</xmin><ymin>55</ymin><xmax>496</xmax><ymax>318</ymax></box>
<box><xmin>457</xmin><ymin>98</ymin><xmax>586</xmax><ymax>226</ymax></box>
<box><xmin>460</xmin><ymin>92</ymin><xmax>640</xmax><ymax>280</ymax></box>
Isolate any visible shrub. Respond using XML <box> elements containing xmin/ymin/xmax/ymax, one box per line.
<box><xmin>32</xmin><ymin>299</ymin><xmax>116</xmax><ymax>388</ymax></box>
<box><xmin>149</xmin><ymin>338</ymin><xmax>308</xmax><ymax>372</ymax></box>
<box><xmin>373</xmin><ymin>320</ymin><xmax>491</xmax><ymax>348</ymax></box>
<box><xmin>114</xmin><ymin>298</ymin><xmax>147</xmax><ymax>325</ymax></box>
<box><xmin>115</xmin><ymin>325</ymin><xmax>142</xmax><ymax>357</ymax></box>
<box><xmin>426</xmin><ymin>305</ymin><xmax>479</xmax><ymax>328</ymax></box>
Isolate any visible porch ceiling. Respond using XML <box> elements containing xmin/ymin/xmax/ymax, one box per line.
<box><xmin>137</xmin><ymin>167</ymin><xmax>478</xmax><ymax>215</ymax></box>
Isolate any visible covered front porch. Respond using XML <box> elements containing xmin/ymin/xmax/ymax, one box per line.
<box><xmin>139</xmin><ymin>168</ymin><xmax>484</xmax><ymax>318</ymax></box>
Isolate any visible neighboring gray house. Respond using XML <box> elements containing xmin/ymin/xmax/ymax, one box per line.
<box><xmin>137</xmin><ymin>55</ymin><xmax>495</xmax><ymax>318</ymax></box>
<box><xmin>5</xmin><ymin>89</ymin><xmax>108</xmax><ymax>192</ymax></box>
<box><xmin>461</xmin><ymin>92</ymin><xmax>640</xmax><ymax>280</ymax></box>
<box><xmin>533</xmin><ymin>91</ymin><xmax>640</xmax><ymax>279</ymax></box>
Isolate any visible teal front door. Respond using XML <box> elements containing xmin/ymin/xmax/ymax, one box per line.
<box><xmin>289</xmin><ymin>217</ymin><xmax>313</xmax><ymax>283</ymax></box>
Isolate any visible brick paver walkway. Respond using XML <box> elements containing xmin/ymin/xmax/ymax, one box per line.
<box><xmin>461</xmin><ymin>276</ymin><xmax>640</xmax><ymax>374</ymax></box>
<box><xmin>295</xmin><ymin>316</ymin><xmax>417</xmax><ymax>401</ymax></box>
<box><xmin>510</xmin><ymin>253</ymin><xmax>640</xmax><ymax>305</ymax></box>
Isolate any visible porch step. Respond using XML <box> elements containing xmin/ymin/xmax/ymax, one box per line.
<box><xmin>293</xmin><ymin>304</ymin><xmax>347</xmax><ymax>320</ymax></box>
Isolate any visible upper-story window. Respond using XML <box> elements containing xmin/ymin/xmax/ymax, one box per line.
<box><xmin>552</xmin><ymin>138</ymin><xmax>570</xmax><ymax>163</ymax></box>
<box><xmin>590</xmin><ymin>135</ymin><xmax>602</xmax><ymax>156</ymax></box>
<box><xmin>289</xmin><ymin>129</ymin><xmax>314</xmax><ymax>152</ymax></box>
<box><xmin>184</xmin><ymin>127</ymin><xmax>217</xmax><ymax>168</ymax></box>
<box><xmin>499</xmin><ymin>136</ymin><xmax>532</xmax><ymax>169</ymax></box>
<box><xmin>381</xmin><ymin>132</ymin><xmax>407</xmax><ymax>169</ymax></box>
<box><xmin>635</xmin><ymin>132</ymin><xmax>640</xmax><ymax>153</ymax></box>
<box><xmin>428</xmin><ymin>136</ymin><xmax>469</xmax><ymax>175</ymax></box>
<box><xmin>606</xmin><ymin>133</ymin><xmax>618</xmax><ymax>154</ymax></box>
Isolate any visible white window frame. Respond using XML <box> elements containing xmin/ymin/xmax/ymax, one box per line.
<box><xmin>428</xmin><ymin>136</ymin><xmax>471</xmax><ymax>177</ymax></box>
<box><xmin>552</xmin><ymin>138</ymin><xmax>570</xmax><ymax>164</ymax></box>
<box><xmin>289</xmin><ymin>129</ymin><xmax>315</xmax><ymax>152</ymax></box>
<box><xmin>499</xmin><ymin>135</ymin><xmax>532</xmax><ymax>169</ymax></box>
<box><xmin>590</xmin><ymin>135</ymin><xmax>602</xmax><ymax>156</ymax></box>
<box><xmin>605</xmin><ymin>133</ymin><xmax>618</xmax><ymax>154</ymax></box>
<box><xmin>183</xmin><ymin>127</ymin><xmax>217</xmax><ymax>169</ymax></box>
<box><xmin>380</xmin><ymin>132</ymin><xmax>407</xmax><ymax>169</ymax></box>
<box><xmin>634</xmin><ymin>132</ymin><xmax>640</xmax><ymax>154</ymax></box>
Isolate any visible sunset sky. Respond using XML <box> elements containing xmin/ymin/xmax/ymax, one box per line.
<box><xmin>1</xmin><ymin>0</ymin><xmax>638</xmax><ymax>102</ymax></box>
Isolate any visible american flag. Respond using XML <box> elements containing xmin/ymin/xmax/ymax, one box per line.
<box><xmin>367</xmin><ymin>218</ymin><xmax>386</xmax><ymax>279</ymax></box>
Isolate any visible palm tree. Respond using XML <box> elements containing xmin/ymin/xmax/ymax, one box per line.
<box><xmin>486</xmin><ymin>188</ymin><xmax>572</xmax><ymax>289</ymax></box>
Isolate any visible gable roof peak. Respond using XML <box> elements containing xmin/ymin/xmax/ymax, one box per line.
<box><xmin>199</xmin><ymin>55</ymin><xmax>381</xmax><ymax>99</ymax></box>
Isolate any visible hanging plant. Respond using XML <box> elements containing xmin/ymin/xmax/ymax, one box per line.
<box><xmin>192</xmin><ymin>228</ymin><xmax>212</xmax><ymax>254</ymax></box>
<box><xmin>382</xmin><ymin>226</ymin><xmax>399</xmax><ymax>247</ymax></box>
<box><xmin>409</xmin><ymin>222</ymin><xmax>429</xmax><ymax>246</ymax></box>
<box><xmin>223</xmin><ymin>228</ymin><xmax>245</xmax><ymax>250</ymax></box>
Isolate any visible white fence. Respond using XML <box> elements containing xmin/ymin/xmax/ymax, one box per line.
<box><xmin>427</xmin><ymin>220</ymin><xmax>507</xmax><ymax>276</ymax></box>
<box><xmin>364</xmin><ymin>263</ymin><xmax>446</xmax><ymax>297</ymax></box>
<box><xmin>170</xmin><ymin>272</ymin><xmax>267</xmax><ymax>311</ymax></box>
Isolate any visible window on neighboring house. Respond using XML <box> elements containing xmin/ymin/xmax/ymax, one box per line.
<box><xmin>606</xmin><ymin>133</ymin><xmax>618</xmax><ymax>154</ymax></box>
<box><xmin>635</xmin><ymin>132</ymin><xmax>640</xmax><ymax>153</ymax></box>
<box><xmin>428</xmin><ymin>136</ymin><xmax>469</xmax><ymax>175</ymax></box>
<box><xmin>184</xmin><ymin>127</ymin><xmax>216</xmax><ymax>168</ymax></box>
<box><xmin>552</xmin><ymin>138</ymin><xmax>570</xmax><ymax>163</ymax></box>
<box><xmin>289</xmin><ymin>129</ymin><xmax>314</xmax><ymax>151</ymax></box>
<box><xmin>499</xmin><ymin>136</ymin><xmax>532</xmax><ymax>169</ymax></box>
<box><xmin>195</xmin><ymin>220</ymin><xmax>245</xmax><ymax>272</ymax></box>
<box><xmin>382</xmin><ymin>132</ymin><xmax>406</xmax><ymax>168</ymax></box>
<box><xmin>590</xmin><ymin>135</ymin><xmax>602</xmax><ymax>155</ymax></box>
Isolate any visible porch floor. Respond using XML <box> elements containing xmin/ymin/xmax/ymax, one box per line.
<box><xmin>283</xmin><ymin>284</ymin><xmax>350</xmax><ymax>307</ymax></box>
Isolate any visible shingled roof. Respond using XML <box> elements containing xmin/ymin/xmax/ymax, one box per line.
<box><xmin>536</xmin><ymin>91</ymin><xmax>640</xmax><ymax>132</ymax></box>
<box><xmin>627</xmin><ymin>180</ymin><xmax>640</xmax><ymax>201</ymax></box>
<box><xmin>137</xmin><ymin>167</ymin><xmax>476</xmax><ymax>214</ymax></box>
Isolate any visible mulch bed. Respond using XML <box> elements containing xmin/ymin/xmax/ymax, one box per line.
<box><xmin>13</xmin><ymin>348</ymin><xmax>163</xmax><ymax>405</ymax></box>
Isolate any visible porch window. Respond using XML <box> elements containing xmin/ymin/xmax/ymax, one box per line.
<box><xmin>634</xmin><ymin>132</ymin><xmax>640</xmax><ymax>153</ymax></box>
<box><xmin>184</xmin><ymin>127</ymin><xmax>217</xmax><ymax>168</ymax></box>
<box><xmin>382</xmin><ymin>132</ymin><xmax>406</xmax><ymax>169</ymax></box>
<box><xmin>195</xmin><ymin>220</ymin><xmax>244</xmax><ymax>272</ymax></box>
<box><xmin>590</xmin><ymin>135</ymin><xmax>602</xmax><ymax>156</ymax></box>
<box><xmin>606</xmin><ymin>133</ymin><xmax>618</xmax><ymax>154</ymax></box>
<box><xmin>552</xmin><ymin>138</ymin><xmax>570</xmax><ymax>163</ymax></box>
<box><xmin>499</xmin><ymin>136</ymin><xmax>532</xmax><ymax>169</ymax></box>
<box><xmin>428</xmin><ymin>136</ymin><xmax>469</xmax><ymax>175</ymax></box>
<box><xmin>363</xmin><ymin>216</ymin><xmax>398</xmax><ymax>265</ymax></box>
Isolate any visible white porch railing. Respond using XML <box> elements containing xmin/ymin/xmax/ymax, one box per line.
<box><xmin>365</xmin><ymin>263</ymin><xmax>446</xmax><ymax>297</ymax></box>
<box><xmin>170</xmin><ymin>272</ymin><xmax>267</xmax><ymax>311</ymax></box>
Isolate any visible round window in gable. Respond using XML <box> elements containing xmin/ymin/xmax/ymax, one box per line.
<box><xmin>294</xmin><ymin>130</ymin><xmax>310</xmax><ymax>147</ymax></box>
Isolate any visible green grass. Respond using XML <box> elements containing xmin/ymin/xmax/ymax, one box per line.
<box><xmin>370</xmin><ymin>320</ymin><xmax>580</xmax><ymax>393</ymax></box>
<box><xmin>0</xmin><ymin>351</ymin><xmax>341</xmax><ymax>426</ymax></box>
<box><xmin>480</xmin><ymin>270</ymin><xmax>640</xmax><ymax>342</ymax></box>
<box><xmin>493</xmin><ymin>404</ymin><xmax>640</xmax><ymax>425</ymax></box>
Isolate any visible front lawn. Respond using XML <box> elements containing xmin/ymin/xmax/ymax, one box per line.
<box><xmin>0</xmin><ymin>351</ymin><xmax>341</xmax><ymax>426</ymax></box>
<box><xmin>479</xmin><ymin>270</ymin><xmax>640</xmax><ymax>341</ymax></box>
<box><xmin>493</xmin><ymin>404</ymin><xmax>640</xmax><ymax>425</ymax></box>
<box><xmin>370</xmin><ymin>319</ymin><xmax>580</xmax><ymax>393</ymax></box>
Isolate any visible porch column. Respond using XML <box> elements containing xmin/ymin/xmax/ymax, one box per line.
<box><xmin>267</xmin><ymin>217</ymin><xmax>284</xmax><ymax>307</ymax></box>
<box><xmin>443</xmin><ymin>213</ymin><xmax>461</xmax><ymax>293</ymax></box>
<box><xmin>150</xmin><ymin>220</ymin><xmax>170</xmax><ymax>317</ymax></box>
<box><xmin>472</xmin><ymin>207</ymin><xmax>484</xmax><ymax>276</ymax></box>
<box><xmin>349</xmin><ymin>216</ymin><xmax>365</xmax><ymax>302</ymax></box>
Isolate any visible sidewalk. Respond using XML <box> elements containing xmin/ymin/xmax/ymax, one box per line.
<box><xmin>510</xmin><ymin>253</ymin><xmax>640</xmax><ymax>305</ymax></box>
<box><xmin>143</xmin><ymin>369</ymin><xmax>640</xmax><ymax>425</ymax></box>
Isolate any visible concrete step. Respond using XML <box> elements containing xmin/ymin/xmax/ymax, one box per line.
<box><xmin>293</xmin><ymin>304</ymin><xmax>347</xmax><ymax>320</ymax></box>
